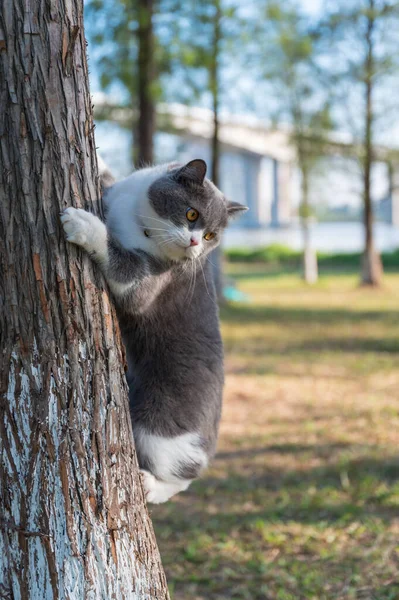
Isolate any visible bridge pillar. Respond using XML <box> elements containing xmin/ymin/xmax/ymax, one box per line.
<box><xmin>257</xmin><ymin>157</ymin><xmax>273</xmax><ymax>226</ymax></box>
<box><xmin>388</xmin><ymin>163</ymin><xmax>399</xmax><ymax>227</ymax></box>
<box><xmin>271</xmin><ymin>159</ymin><xmax>292</xmax><ymax>226</ymax></box>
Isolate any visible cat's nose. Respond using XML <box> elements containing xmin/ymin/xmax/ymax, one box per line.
<box><xmin>190</xmin><ymin>237</ymin><xmax>199</xmax><ymax>247</ymax></box>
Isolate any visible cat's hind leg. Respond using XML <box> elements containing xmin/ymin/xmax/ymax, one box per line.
<box><xmin>140</xmin><ymin>470</ymin><xmax>192</xmax><ymax>504</ymax></box>
<box><xmin>134</xmin><ymin>428</ymin><xmax>208</xmax><ymax>503</ymax></box>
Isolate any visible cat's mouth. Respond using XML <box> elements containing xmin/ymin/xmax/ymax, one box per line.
<box><xmin>184</xmin><ymin>246</ymin><xmax>202</xmax><ymax>260</ymax></box>
<box><xmin>174</xmin><ymin>241</ymin><xmax>199</xmax><ymax>252</ymax></box>
<box><xmin>172</xmin><ymin>243</ymin><xmax>201</xmax><ymax>260</ymax></box>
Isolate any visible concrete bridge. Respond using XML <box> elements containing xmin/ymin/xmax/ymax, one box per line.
<box><xmin>94</xmin><ymin>97</ymin><xmax>399</xmax><ymax>228</ymax></box>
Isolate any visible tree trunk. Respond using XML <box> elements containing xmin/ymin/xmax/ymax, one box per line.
<box><xmin>210</xmin><ymin>0</ymin><xmax>224</xmax><ymax>301</ymax></box>
<box><xmin>300</xmin><ymin>168</ymin><xmax>318</xmax><ymax>285</ymax></box>
<box><xmin>0</xmin><ymin>1</ymin><xmax>169</xmax><ymax>598</ymax></box>
<box><xmin>361</xmin><ymin>1</ymin><xmax>382</xmax><ymax>287</ymax></box>
<box><xmin>135</xmin><ymin>0</ymin><xmax>155</xmax><ymax>166</ymax></box>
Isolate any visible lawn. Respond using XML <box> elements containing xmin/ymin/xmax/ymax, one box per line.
<box><xmin>150</xmin><ymin>267</ymin><xmax>399</xmax><ymax>600</ymax></box>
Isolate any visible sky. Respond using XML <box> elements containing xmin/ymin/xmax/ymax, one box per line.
<box><xmin>300</xmin><ymin>0</ymin><xmax>323</xmax><ymax>15</ymax></box>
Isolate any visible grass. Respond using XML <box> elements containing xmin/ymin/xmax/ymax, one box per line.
<box><xmin>150</xmin><ymin>266</ymin><xmax>399</xmax><ymax>600</ymax></box>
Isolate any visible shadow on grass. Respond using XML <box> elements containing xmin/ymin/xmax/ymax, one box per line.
<box><xmin>215</xmin><ymin>442</ymin><xmax>353</xmax><ymax>460</ymax></box>
<box><xmin>222</xmin><ymin>304</ymin><xmax>399</xmax><ymax>326</ymax></box>
<box><xmin>153</xmin><ymin>452</ymin><xmax>399</xmax><ymax>531</ymax></box>
<box><xmin>273</xmin><ymin>337</ymin><xmax>399</xmax><ymax>354</ymax></box>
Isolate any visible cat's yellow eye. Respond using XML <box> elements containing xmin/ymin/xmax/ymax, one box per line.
<box><xmin>186</xmin><ymin>207</ymin><xmax>199</xmax><ymax>222</ymax></box>
<box><xmin>204</xmin><ymin>232</ymin><xmax>215</xmax><ymax>241</ymax></box>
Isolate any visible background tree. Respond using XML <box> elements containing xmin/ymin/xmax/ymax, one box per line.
<box><xmin>136</xmin><ymin>0</ymin><xmax>156</xmax><ymax>164</ymax></box>
<box><xmin>0</xmin><ymin>0</ymin><xmax>169</xmax><ymax>596</ymax></box>
<box><xmin>209</xmin><ymin>0</ymin><xmax>224</xmax><ymax>298</ymax></box>
<box><xmin>86</xmin><ymin>0</ymin><xmax>168</xmax><ymax>164</ymax></box>
<box><xmin>257</xmin><ymin>2</ymin><xmax>332</xmax><ymax>284</ymax></box>
<box><xmin>166</xmin><ymin>0</ymin><xmax>240</xmax><ymax>298</ymax></box>
<box><xmin>319</xmin><ymin>0</ymin><xmax>399</xmax><ymax>286</ymax></box>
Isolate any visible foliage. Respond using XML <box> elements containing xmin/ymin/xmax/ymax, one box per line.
<box><xmin>225</xmin><ymin>244</ymin><xmax>302</xmax><ymax>266</ymax></box>
<box><xmin>257</xmin><ymin>1</ymin><xmax>333</xmax><ymax>179</ymax></box>
<box><xmin>317</xmin><ymin>0</ymin><xmax>399</xmax><ymax>141</ymax></box>
<box><xmin>159</xmin><ymin>0</ymin><xmax>241</xmax><ymax>107</ymax></box>
<box><xmin>85</xmin><ymin>0</ymin><xmax>169</xmax><ymax>100</ymax></box>
<box><xmin>224</xmin><ymin>244</ymin><xmax>399</xmax><ymax>270</ymax></box>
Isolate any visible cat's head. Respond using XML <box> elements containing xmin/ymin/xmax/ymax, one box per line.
<box><xmin>142</xmin><ymin>159</ymin><xmax>247</xmax><ymax>262</ymax></box>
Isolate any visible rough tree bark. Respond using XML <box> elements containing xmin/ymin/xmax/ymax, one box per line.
<box><xmin>0</xmin><ymin>1</ymin><xmax>169</xmax><ymax>598</ymax></box>
<box><xmin>135</xmin><ymin>0</ymin><xmax>155</xmax><ymax>166</ymax></box>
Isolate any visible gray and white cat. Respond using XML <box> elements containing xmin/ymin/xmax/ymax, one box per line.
<box><xmin>61</xmin><ymin>159</ymin><xmax>247</xmax><ymax>503</ymax></box>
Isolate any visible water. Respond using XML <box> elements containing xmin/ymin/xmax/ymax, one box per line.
<box><xmin>223</xmin><ymin>222</ymin><xmax>399</xmax><ymax>253</ymax></box>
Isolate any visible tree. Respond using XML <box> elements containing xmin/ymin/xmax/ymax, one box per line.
<box><xmin>136</xmin><ymin>0</ymin><xmax>156</xmax><ymax>164</ymax></box>
<box><xmin>167</xmin><ymin>0</ymin><xmax>240</xmax><ymax>299</ymax></box>
<box><xmin>207</xmin><ymin>0</ymin><xmax>222</xmax><ymax>188</ymax></box>
<box><xmin>319</xmin><ymin>0</ymin><xmax>399</xmax><ymax>286</ymax></box>
<box><xmin>0</xmin><ymin>0</ymin><xmax>169</xmax><ymax>597</ymax></box>
<box><xmin>258</xmin><ymin>2</ymin><xmax>332</xmax><ymax>284</ymax></box>
<box><xmin>86</xmin><ymin>0</ymin><xmax>169</xmax><ymax>165</ymax></box>
<box><xmin>210</xmin><ymin>0</ymin><xmax>224</xmax><ymax>299</ymax></box>
<box><xmin>133</xmin><ymin>0</ymin><xmax>156</xmax><ymax>167</ymax></box>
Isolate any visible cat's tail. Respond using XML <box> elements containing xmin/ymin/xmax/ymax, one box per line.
<box><xmin>97</xmin><ymin>154</ymin><xmax>116</xmax><ymax>190</ymax></box>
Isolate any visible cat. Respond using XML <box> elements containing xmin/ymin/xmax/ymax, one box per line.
<box><xmin>61</xmin><ymin>158</ymin><xmax>247</xmax><ymax>503</ymax></box>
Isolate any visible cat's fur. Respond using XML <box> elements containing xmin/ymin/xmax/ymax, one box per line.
<box><xmin>61</xmin><ymin>159</ymin><xmax>247</xmax><ymax>503</ymax></box>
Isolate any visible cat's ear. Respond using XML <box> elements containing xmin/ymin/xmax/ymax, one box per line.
<box><xmin>176</xmin><ymin>159</ymin><xmax>207</xmax><ymax>185</ymax></box>
<box><xmin>227</xmin><ymin>200</ymin><xmax>249</xmax><ymax>219</ymax></box>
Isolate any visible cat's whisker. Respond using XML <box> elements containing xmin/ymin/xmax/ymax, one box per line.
<box><xmin>175</xmin><ymin>259</ymin><xmax>192</xmax><ymax>283</ymax></box>
<box><xmin>199</xmin><ymin>258</ymin><xmax>218</xmax><ymax>307</ymax></box>
<box><xmin>206</xmin><ymin>256</ymin><xmax>218</xmax><ymax>269</ymax></box>
<box><xmin>158</xmin><ymin>237</ymin><xmax>176</xmax><ymax>247</ymax></box>
<box><xmin>138</xmin><ymin>226</ymin><xmax>172</xmax><ymax>232</ymax></box>
<box><xmin>132</xmin><ymin>212</ymin><xmax>171</xmax><ymax>226</ymax></box>
<box><xmin>187</xmin><ymin>259</ymin><xmax>197</xmax><ymax>307</ymax></box>
<box><xmin>192</xmin><ymin>261</ymin><xmax>198</xmax><ymax>305</ymax></box>
<box><xmin>184</xmin><ymin>260</ymin><xmax>194</xmax><ymax>303</ymax></box>
<box><xmin>155</xmin><ymin>234</ymin><xmax>175</xmax><ymax>242</ymax></box>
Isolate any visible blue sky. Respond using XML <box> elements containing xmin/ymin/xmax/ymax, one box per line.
<box><xmin>301</xmin><ymin>0</ymin><xmax>322</xmax><ymax>15</ymax></box>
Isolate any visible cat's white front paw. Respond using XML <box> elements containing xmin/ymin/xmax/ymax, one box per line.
<box><xmin>61</xmin><ymin>208</ymin><xmax>108</xmax><ymax>262</ymax></box>
<box><xmin>61</xmin><ymin>207</ymin><xmax>93</xmax><ymax>247</ymax></box>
